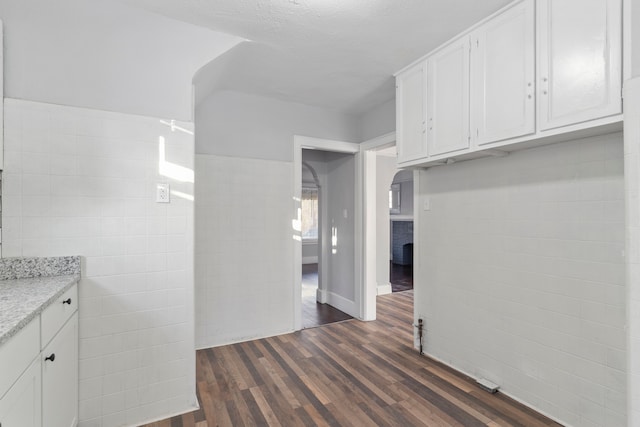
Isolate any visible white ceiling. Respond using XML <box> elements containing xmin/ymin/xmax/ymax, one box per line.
<box><xmin>120</xmin><ymin>0</ymin><xmax>512</xmax><ymax>115</ymax></box>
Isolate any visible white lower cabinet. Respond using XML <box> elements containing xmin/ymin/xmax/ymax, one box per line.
<box><xmin>42</xmin><ymin>314</ymin><xmax>78</xmax><ymax>427</ymax></box>
<box><xmin>0</xmin><ymin>359</ymin><xmax>42</xmax><ymax>427</ymax></box>
<box><xmin>0</xmin><ymin>283</ymin><xmax>78</xmax><ymax>427</ymax></box>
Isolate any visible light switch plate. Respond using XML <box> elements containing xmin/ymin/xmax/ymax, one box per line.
<box><xmin>423</xmin><ymin>198</ymin><xmax>431</xmax><ymax>211</ymax></box>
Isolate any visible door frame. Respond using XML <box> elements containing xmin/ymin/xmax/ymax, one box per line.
<box><xmin>360</xmin><ymin>132</ymin><xmax>397</xmax><ymax>321</ymax></box>
<box><xmin>293</xmin><ymin>135</ymin><xmax>362</xmax><ymax>330</ymax></box>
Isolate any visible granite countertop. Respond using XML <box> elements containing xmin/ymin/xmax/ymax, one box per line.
<box><xmin>0</xmin><ymin>256</ymin><xmax>81</xmax><ymax>346</ymax></box>
<box><xmin>0</xmin><ymin>274</ymin><xmax>80</xmax><ymax>346</ymax></box>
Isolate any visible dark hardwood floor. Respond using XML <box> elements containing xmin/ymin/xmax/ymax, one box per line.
<box><xmin>390</xmin><ymin>262</ymin><xmax>413</xmax><ymax>292</ymax></box>
<box><xmin>302</xmin><ymin>264</ymin><xmax>352</xmax><ymax>328</ymax></box>
<box><xmin>142</xmin><ymin>291</ymin><xmax>561</xmax><ymax>427</ymax></box>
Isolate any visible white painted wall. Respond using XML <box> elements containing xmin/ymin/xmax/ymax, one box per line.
<box><xmin>359</xmin><ymin>99</ymin><xmax>396</xmax><ymax>142</ymax></box>
<box><xmin>392</xmin><ymin>170</ymin><xmax>415</xmax><ymax>216</ymax></box>
<box><xmin>302</xmin><ymin>243</ymin><xmax>318</xmax><ymax>264</ymax></box>
<box><xmin>194</xmin><ymin>154</ymin><xmax>294</xmax><ymax>348</ymax></box>
<box><xmin>2</xmin><ymin>99</ymin><xmax>196</xmax><ymax>426</ymax></box>
<box><xmin>195</xmin><ymin>90</ymin><xmax>361</xmax><ymax>161</ymax></box>
<box><xmin>0</xmin><ymin>0</ymin><xmax>241</xmax><ymax>121</ymax></box>
<box><xmin>632</xmin><ymin>0</ymin><xmax>640</xmax><ymax>77</ymax></box>
<box><xmin>415</xmin><ymin>133</ymin><xmax>626</xmax><ymax>427</ymax></box>
<box><xmin>376</xmin><ymin>155</ymin><xmax>397</xmax><ymax>293</ymax></box>
<box><xmin>194</xmin><ymin>94</ymin><xmax>360</xmax><ymax>346</ymax></box>
<box><xmin>624</xmin><ymin>77</ymin><xmax>640</xmax><ymax>427</ymax></box>
<box><xmin>324</xmin><ymin>152</ymin><xmax>357</xmax><ymax>307</ymax></box>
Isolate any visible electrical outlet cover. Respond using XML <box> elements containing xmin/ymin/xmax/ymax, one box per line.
<box><xmin>156</xmin><ymin>183</ymin><xmax>170</xmax><ymax>203</ymax></box>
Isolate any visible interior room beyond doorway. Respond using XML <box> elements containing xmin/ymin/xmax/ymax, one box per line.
<box><xmin>300</xmin><ymin>148</ymin><xmax>357</xmax><ymax>328</ymax></box>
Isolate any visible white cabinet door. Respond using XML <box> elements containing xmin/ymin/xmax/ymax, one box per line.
<box><xmin>427</xmin><ymin>37</ymin><xmax>470</xmax><ymax>156</ymax></box>
<box><xmin>396</xmin><ymin>61</ymin><xmax>427</xmax><ymax>163</ymax></box>
<box><xmin>42</xmin><ymin>314</ymin><xmax>78</xmax><ymax>427</ymax></box>
<box><xmin>0</xmin><ymin>20</ymin><xmax>4</xmax><ymax>170</ymax></box>
<box><xmin>538</xmin><ymin>0</ymin><xmax>622</xmax><ymax>131</ymax></box>
<box><xmin>0</xmin><ymin>359</ymin><xmax>42</xmax><ymax>427</ymax></box>
<box><xmin>471</xmin><ymin>0</ymin><xmax>535</xmax><ymax>145</ymax></box>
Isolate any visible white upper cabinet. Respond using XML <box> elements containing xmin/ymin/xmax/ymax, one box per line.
<box><xmin>1</xmin><ymin>19</ymin><xmax>4</xmax><ymax>170</ymax></box>
<box><xmin>394</xmin><ymin>0</ymin><xmax>623</xmax><ymax>167</ymax></box>
<box><xmin>427</xmin><ymin>36</ymin><xmax>470</xmax><ymax>156</ymax></box>
<box><xmin>537</xmin><ymin>0</ymin><xmax>622</xmax><ymax>131</ymax></box>
<box><xmin>471</xmin><ymin>0</ymin><xmax>535</xmax><ymax>145</ymax></box>
<box><xmin>396</xmin><ymin>62</ymin><xmax>427</xmax><ymax>163</ymax></box>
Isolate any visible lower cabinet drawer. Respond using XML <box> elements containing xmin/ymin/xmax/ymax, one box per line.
<box><xmin>41</xmin><ymin>284</ymin><xmax>78</xmax><ymax>348</ymax></box>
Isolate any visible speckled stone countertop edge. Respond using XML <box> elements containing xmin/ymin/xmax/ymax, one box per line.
<box><xmin>0</xmin><ymin>274</ymin><xmax>80</xmax><ymax>346</ymax></box>
<box><xmin>0</xmin><ymin>256</ymin><xmax>81</xmax><ymax>280</ymax></box>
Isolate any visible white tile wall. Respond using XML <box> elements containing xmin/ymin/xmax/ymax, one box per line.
<box><xmin>416</xmin><ymin>133</ymin><xmax>626</xmax><ymax>427</ymax></box>
<box><xmin>3</xmin><ymin>99</ymin><xmax>196</xmax><ymax>427</ymax></box>
<box><xmin>194</xmin><ymin>154</ymin><xmax>294</xmax><ymax>348</ymax></box>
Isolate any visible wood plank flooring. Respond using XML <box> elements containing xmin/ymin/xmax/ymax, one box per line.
<box><xmin>390</xmin><ymin>262</ymin><xmax>413</xmax><ymax>292</ymax></box>
<box><xmin>142</xmin><ymin>291</ymin><xmax>561</xmax><ymax>427</ymax></box>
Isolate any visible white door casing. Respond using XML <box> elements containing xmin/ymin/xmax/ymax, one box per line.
<box><xmin>293</xmin><ymin>136</ymin><xmax>362</xmax><ymax>330</ymax></box>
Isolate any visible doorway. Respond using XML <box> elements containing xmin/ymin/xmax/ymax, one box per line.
<box><xmin>361</xmin><ymin>132</ymin><xmax>415</xmax><ymax>321</ymax></box>
<box><xmin>300</xmin><ymin>158</ymin><xmax>352</xmax><ymax>328</ymax></box>
<box><xmin>293</xmin><ymin>136</ymin><xmax>363</xmax><ymax>331</ymax></box>
<box><xmin>389</xmin><ymin>170</ymin><xmax>414</xmax><ymax>292</ymax></box>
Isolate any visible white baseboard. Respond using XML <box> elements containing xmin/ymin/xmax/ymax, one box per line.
<box><xmin>326</xmin><ymin>291</ymin><xmax>356</xmax><ymax>317</ymax></box>
<box><xmin>317</xmin><ymin>288</ymin><xmax>328</xmax><ymax>304</ymax></box>
<box><xmin>302</xmin><ymin>256</ymin><xmax>318</xmax><ymax>264</ymax></box>
<box><xmin>133</xmin><ymin>403</ymin><xmax>199</xmax><ymax>427</ymax></box>
<box><xmin>315</xmin><ymin>289</ymin><xmax>356</xmax><ymax>317</ymax></box>
<box><xmin>377</xmin><ymin>283</ymin><xmax>392</xmax><ymax>295</ymax></box>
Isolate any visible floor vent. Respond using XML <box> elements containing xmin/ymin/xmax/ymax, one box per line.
<box><xmin>476</xmin><ymin>378</ymin><xmax>500</xmax><ymax>394</ymax></box>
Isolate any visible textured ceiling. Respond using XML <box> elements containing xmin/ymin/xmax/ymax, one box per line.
<box><xmin>120</xmin><ymin>0</ymin><xmax>512</xmax><ymax>114</ymax></box>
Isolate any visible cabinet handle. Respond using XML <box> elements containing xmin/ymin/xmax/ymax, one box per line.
<box><xmin>63</xmin><ymin>298</ymin><xmax>72</xmax><ymax>305</ymax></box>
<box><xmin>45</xmin><ymin>353</ymin><xmax>56</xmax><ymax>362</ymax></box>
